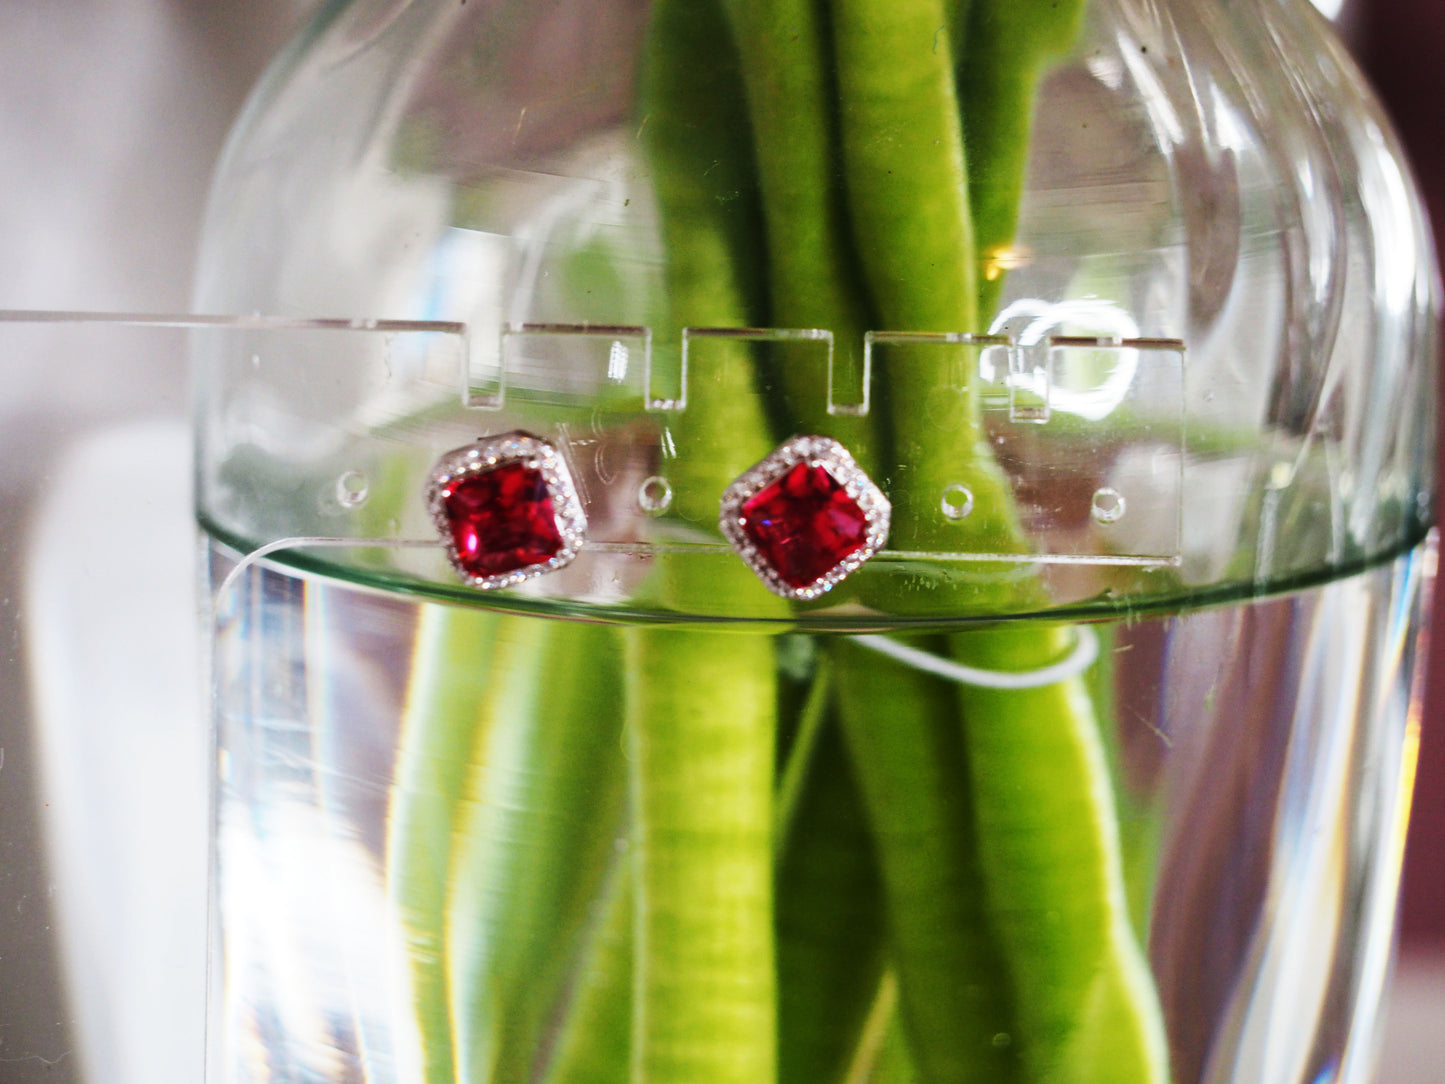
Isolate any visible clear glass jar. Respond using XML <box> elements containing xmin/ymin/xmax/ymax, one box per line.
<box><xmin>194</xmin><ymin>0</ymin><xmax>1437</xmax><ymax>1081</ymax></box>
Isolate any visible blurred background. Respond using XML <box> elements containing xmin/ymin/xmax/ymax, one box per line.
<box><xmin>0</xmin><ymin>0</ymin><xmax>1440</xmax><ymax>1080</ymax></box>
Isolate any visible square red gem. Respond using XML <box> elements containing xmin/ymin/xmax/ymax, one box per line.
<box><xmin>441</xmin><ymin>462</ymin><xmax>564</xmax><ymax>578</ymax></box>
<box><xmin>739</xmin><ymin>462</ymin><xmax>871</xmax><ymax>589</ymax></box>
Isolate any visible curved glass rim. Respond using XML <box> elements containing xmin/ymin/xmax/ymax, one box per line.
<box><xmin>201</xmin><ymin>513</ymin><xmax>1436</xmax><ymax>634</ymax></box>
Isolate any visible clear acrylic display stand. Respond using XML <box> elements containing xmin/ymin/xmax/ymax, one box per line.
<box><xmin>0</xmin><ymin>306</ymin><xmax>1189</xmax><ymax>1083</ymax></box>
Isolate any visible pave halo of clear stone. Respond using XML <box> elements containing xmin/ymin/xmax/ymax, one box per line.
<box><xmin>426</xmin><ymin>431</ymin><xmax>588</xmax><ymax>590</ymax></box>
<box><xmin>719</xmin><ymin>435</ymin><xmax>891</xmax><ymax>600</ymax></box>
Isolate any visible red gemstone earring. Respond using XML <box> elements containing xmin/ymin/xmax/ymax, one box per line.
<box><xmin>427</xmin><ymin>432</ymin><xmax>587</xmax><ymax>589</ymax></box>
<box><xmin>719</xmin><ymin>435</ymin><xmax>890</xmax><ymax>600</ymax></box>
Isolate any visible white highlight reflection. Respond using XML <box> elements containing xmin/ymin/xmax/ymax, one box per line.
<box><xmin>990</xmin><ymin>297</ymin><xmax>1144</xmax><ymax>422</ymax></box>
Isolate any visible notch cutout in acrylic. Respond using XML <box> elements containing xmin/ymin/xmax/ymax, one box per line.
<box><xmin>867</xmin><ymin>332</ymin><xmax>1010</xmax><ymax>433</ymax></box>
<box><xmin>485</xmin><ymin>323</ymin><xmax>653</xmax><ymax>409</ymax></box>
<box><xmin>654</xmin><ymin>327</ymin><xmax>835</xmax><ymax>414</ymax></box>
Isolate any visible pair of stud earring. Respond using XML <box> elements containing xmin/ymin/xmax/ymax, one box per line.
<box><xmin>426</xmin><ymin>431</ymin><xmax>890</xmax><ymax>600</ymax></box>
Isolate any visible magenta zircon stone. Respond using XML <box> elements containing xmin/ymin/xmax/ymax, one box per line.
<box><xmin>441</xmin><ymin>462</ymin><xmax>564</xmax><ymax>578</ymax></box>
<box><xmin>739</xmin><ymin>461</ymin><xmax>871</xmax><ymax>589</ymax></box>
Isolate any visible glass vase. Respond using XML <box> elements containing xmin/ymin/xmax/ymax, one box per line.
<box><xmin>193</xmin><ymin>0</ymin><xmax>1437</xmax><ymax>1082</ymax></box>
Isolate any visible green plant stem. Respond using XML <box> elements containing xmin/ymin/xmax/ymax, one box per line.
<box><xmin>833</xmin><ymin>638</ymin><xmax>1021</xmax><ymax>1083</ymax></box>
<box><xmin>723</xmin><ymin>7</ymin><xmax>1046</xmax><ymax>1078</ymax></box>
<box><xmin>829</xmin><ymin>0</ymin><xmax>1025</xmax><ymax>570</ymax></box>
<box><xmin>950</xmin><ymin>626</ymin><xmax>1168</xmax><ymax>1083</ymax></box>
<box><xmin>960</xmin><ymin>0</ymin><xmax>1086</xmax><ymax>319</ymax></box>
<box><xmin>832</xmin><ymin>0</ymin><xmax>977</xmax><ymax>350</ymax></box>
<box><xmin>828</xmin><ymin>1</ymin><xmax>1168</xmax><ymax>1080</ymax></box>
<box><xmin>387</xmin><ymin>605</ymin><xmax>500</xmax><ymax>1084</ymax></box>
<box><xmin>722</xmin><ymin>0</ymin><xmax>878</xmax><ymax>470</ymax></box>
<box><xmin>541</xmin><ymin>865</ymin><xmax>635</xmax><ymax>1084</ymax></box>
<box><xmin>445</xmin><ymin>618</ymin><xmax>626</xmax><ymax>1083</ymax></box>
<box><xmin>775</xmin><ymin>681</ymin><xmax>890</xmax><ymax>1084</ymax></box>
<box><xmin>625</xmin><ymin>625</ymin><xmax>778</xmax><ymax>1084</ymax></box>
<box><xmin>626</xmin><ymin>3</ymin><xmax>787</xmax><ymax>1082</ymax></box>
<box><xmin>548</xmin><ymin>650</ymin><xmax>893</xmax><ymax>1084</ymax></box>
